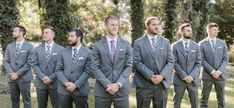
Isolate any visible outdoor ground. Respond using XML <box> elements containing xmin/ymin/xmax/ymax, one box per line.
<box><xmin>0</xmin><ymin>67</ymin><xmax>233</xmax><ymax>108</ymax></box>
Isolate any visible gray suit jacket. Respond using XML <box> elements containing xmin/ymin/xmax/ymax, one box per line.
<box><xmin>56</xmin><ymin>45</ymin><xmax>92</xmax><ymax>96</ymax></box>
<box><xmin>32</xmin><ymin>43</ymin><xmax>64</xmax><ymax>89</ymax></box>
<box><xmin>199</xmin><ymin>37</ymin><xmax>229</xmax><ymax>80</ymax></box>
<box><xmin>172</xmin><ymin>40</ymin><xmax>202</xmax><ymax>86</ymax></box>
<box><xmin>133</xmin><ymin>35</ymin><xmax>174</xmax><ymax>89</ymax></box>
<box><xmin>4</xmin><ymin>40</ymin><xmax>34</xmax><ymax>82</ymax></box>
<box><xmin>92</xmin><ymin>36</ymin><xmax>133</xmax><ymax>97</ymax></box>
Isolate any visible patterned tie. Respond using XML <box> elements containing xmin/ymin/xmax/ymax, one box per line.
<box><xmin>110</xmin><ymin>40</ymin><xmax>116</xmax><ymax>62</ymax></box>
<box><xmin>184</xmin><ymin>42</ymin><xmax>189</xmax><ymax>56</ymax></box>
<box><xmin>72</xmin><ymin>48</ymin><xmax>78</xmax><ymax>64</ymax></box>
<box><xmin>46</xmin><ymin>45</ymin><xmax>51</xmax><ymax>62</ymax></box>
<box><xmin>211</xmin><ymin>40</ymin><xmax>216</xmax><ymax>54</ymax></box>
<box><xmin>151</xmin><ymin>38</ymin><xmax>157</xmax><ymax>53</ymax></box>
<box><xmin>16</xmin><ymin>43</ymin><xmax>21</xmax><ymax>56</ymax></box>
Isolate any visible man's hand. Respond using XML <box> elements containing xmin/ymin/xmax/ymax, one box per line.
<box><xmin>66</xmin><ymin>82</ymin><xmax>77</xmax><ymax>92</ymax></box>
<box><xmin>10</xmin><ymin>73</ymin><xmax>18</xmax><ymax>80</ymax></box>
<box><xmin>151</xmin><ymin>75</ymin><xmax>164</xmax><ymax>84</ymax></box>
<box><xmin>106</xmin><ymin>83</ymin><xmax>120</xmax><ymax>95</ymax></box>
<box><xmin>212</xmin><ymin>71</ymin><xmax>221</xmax><ymax>79</ymax></box>
<box><xmin>42</xmin><ymin>76</ymin><xmax>52</xmax><ymax>85</ymax></box>
<box><xmin>184</xmin><ymin>76</ymin><xmax>193</xmax><ymax>84</ymax></box>
<box><xmin>64</xmin><ymin>82</ymin><xmax>70</xmax><ymax>88</ymax></box>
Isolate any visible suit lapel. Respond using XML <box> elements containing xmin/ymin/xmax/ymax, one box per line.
<box><xmin>47</xmin><ymin>44</ymin><xmax>56</xmax><ymax>62</ymax></box>
<box><xmin>40</xmin><ymin>44</ymin><xmax>47</xmax><ymax>62</ymax></box>
<box><xmin>214</xmin><ymin>39</ymin><xmax>220</xmax><ymax>55</ymax></box>
<box><xmin>187</xmin><ymin>41</ymin><xmax>193</xmax><ymax>61</ymax></box>
<box><xmin>143</xmin><ymin>35</ymin><xmax>156</xmax><ymax>59</ymax></box>
<box><xmin>15</xmin><ymin>41</ymin><xmax>25</xmax><ymax>60</ymax></box>
<box><xmin>72</xmin><ymin>46</ymin><xmax>84</xmax><ymax>67</ymax></box>
<box><xmin>67</xmin><ymin>47</ymin><xmax>73</xmax><ymax>66</ymax></box>
<box><xmin>204</xmin><ymin>38</ymin><xmax>214</xmax><ymax>55</ymax></box>
<box><xmin>178</xmin><ymin>40</ymin><xmax>187</xmax><ymax>59</ymax></box>
<box><xmin>113</xmin><ymin>37</ymin><xmax>121</xmax><ymax>65</ymax></box>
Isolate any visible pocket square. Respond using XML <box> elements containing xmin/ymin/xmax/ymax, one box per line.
<box><xmin>52</xmin><ymin>53</ymin><xmax>58</xmax><ymax>55</ymax></box>
<box><xmin>191</xmin><ymin>50</ymin><xmax>196</xmax><ymax>52</ymax></box>
<box><xmin>78</xmin><ymin>57</ymin><xmax>84</xmax><ymax>60</ymax></box>
<box><xmin>160</xmin><ymin>48</ymin><xmax>164</xmax><ymax>50</ymax></box>
<box><xmin>20</xmin><ymin>50</ymin><xmax>26</xmax><ymax>53</ymax></box>
<box><xmin>218</xmin><ymin>47</ymin><xmax>222</xmax><ymax>49</ymax></box>
<box><xmin>120</xmin><ymin>49</ymin><xmax>125</xmax><ymax>51</ymax></box>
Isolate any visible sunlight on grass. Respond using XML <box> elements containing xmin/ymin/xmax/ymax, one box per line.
<box><xmin>1</xmin><ymin>77</ymin><xmax>234</xmax><ymax>108</ymax></box>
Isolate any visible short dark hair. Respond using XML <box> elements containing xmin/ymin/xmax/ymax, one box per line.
<box><xmin>179</xmin><ymin>23</ymin><xmax>191</xmax><ymax>31</ymax></box>
<box><xmin>207</xmin><ymin>23</ymin><xmax>219</xmax><ymax>30</ymax></box>
<box><xmin>43</xmin><ymin>26</ymin><xmax>56</xmax><ymax>34</ymax></box>
<box><xmin>145</xmin><ymin>17</ymin><xmax>160</xmax><ymax>27</ymax></box>
<box><xmin>71</xmin><ymin>29</ymin><xmax>83</xmax><ymax>42</ymax></box>
<box><xmin>14</xmin><ymin>25</ymin><xmax>26</xmax><ymax>36</ymax></box>
<box><xmin>105</xmin><ymin>15</ymin><xmax>119</xmax><ymax>25</ymax></box>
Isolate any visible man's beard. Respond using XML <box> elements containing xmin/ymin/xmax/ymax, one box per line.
<box><xmin>183</xmin><ymin>35</ymin><xmax>191</xmax><ymax>39</ymax></box>
<box><xmin>68</xmin><ymin>41</ymin><xmax>77</xmax><ymax>46</ymax></box>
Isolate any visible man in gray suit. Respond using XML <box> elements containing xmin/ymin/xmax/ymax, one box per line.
<box><xmin>92</xmin><ymin>15</ymin><xmax>133</xmax><ymax>108</ymax></box>
<box><xmin>172</xmin><ymin>23</ymin><xmax>202</xmax><ymax>108</ymax></box>
<box><xmin>133</xmin><ymin>17</ymin><xmax>174</xmax><ymax>108</ymax></box>
<box><xmin>56</xmin><ymin>29</ymin><xmax>92</xmax><ymax>108</ymax></box>
<box><xmin>199</xmin><ymin>23</ymin><xmax>228</xmax><ymax>108</ymax></box>
<box><xmin>32</xmin><ymin>26</ymin><xmax>63</xmax><ymax>108</ymax></box>
<box><xmin>4</xmin><ymin>25</ymin><xmax>34</xmax><ymax>108</ymax></box>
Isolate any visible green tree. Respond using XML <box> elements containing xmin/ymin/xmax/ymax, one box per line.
<box><xmin>0</xmin><ymin>0</ymin><xmax>19</xmax><ymax>53</ymax></box>
<box><xmin>164</xmin><ymin>0</ymin><xmax>178</xmax><ymax>42</ymax></box>
<box><xmin>130</xmin><ymin>0</ymin><xmax>144</xmax><ymax>45</ymax></box>
<box><xmin>211</xmin><ymin>0</ymin><xmax>234</xmax><ymax>43</ymax></box>
<box><xmin>39</xmin><ymin>0</ymin><xmax>72</xmax><ymax>46</ymax></box>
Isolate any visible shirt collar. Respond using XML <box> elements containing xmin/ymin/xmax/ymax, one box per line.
<box><xmin>16</xmin><ymin>39</ymin><xmax>24</xmax><ymax>45</ymax></box>
<box><xmin>181</xmin><ymin>39</ymin><xmax>190</xmax><ymax>44</ymax></box>
<box><xmin>106</xmin><ymin>35</ymin><xmax>118</xmax><ymax>43</ymax></box>
<box><xmin>208</xmin><ymin>37</ymin><xmax>216</xmax><ymax>42</ymax></box>
<box><xmin>72</xmin><ymin>44</ymin><xmax>82</xmax><ymax>52</ymax></box>
<box><xmin>147</xmin><ymin>34</ymin><xmax>157</xmax><ymax>41</ymax></box>
<box><xmin>45</xmin><ymin>41</ymin><xmax>54</xmax><ymax>48</ymax></box>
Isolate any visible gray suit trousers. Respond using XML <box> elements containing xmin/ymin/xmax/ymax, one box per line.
<box><xmin>9</xmin><ymin>81</ymin><xmax>31</xmax><ymax>108</ymax></box>
<box><xmin>173</xmin><ymin>84</ymin><xmax>198</xmax><ymax>108</ymax></box>
<box><xmin>200</xmin><ymin>80</ymin><xmax>225</xmax><ymax>108</ymax></box>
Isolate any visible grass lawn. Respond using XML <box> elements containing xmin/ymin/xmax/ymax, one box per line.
<box><xmin>0</xmin><ymin>76</ymin><xmax>234</xmax><ymax>108</ymax></box>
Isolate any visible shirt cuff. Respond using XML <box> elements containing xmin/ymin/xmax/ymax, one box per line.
<box><xmin>217</xmin><ymin>70</ymin><xmax>222</xmax><ymax>74</ymax></box>
<box><xmin>116</xmin><ymin>82</ymin><xmax>123</xmax><ymax>88</ymax></box>
<box><xmin>211</xmin><ymin>70</ymin><xmax>216</xmax><ymax>74</ymax></box>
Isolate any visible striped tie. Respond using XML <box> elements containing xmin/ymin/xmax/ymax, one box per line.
<box><xmin>151</xmin><ymin>38</ymin><xmax>157</xmax><ymax>53</ymax></box>
<box><xmin>184</xmin><ymin>42</ymin><xmax>189</xmax><ymax>56</ymax></box>
<box><xmin>72</xmin><ymin>48</ymin><xmax>78</xmax><ymax>64</ymax></box>
<box><xmin>46</xmin><ymin>46</ymin><xmax>51</xmax><ymax>62</ymax></box>
<box><xmin>16</xmin><ymin>43</ymin><xmax>21</xmax><ymax>56</ymax></box>
<box><xmin>211</xmin><ymin>40</ymin><xmax>216</xmax><ymax>54</ymax></box>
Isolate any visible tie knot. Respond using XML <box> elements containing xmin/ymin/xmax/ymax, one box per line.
<box><xmin>73</xmin><ymin>48</ymin><xmax>78</xmax><ymax>54</ymax></box>
<box><xmin>111</xmin><ymin>40</ymin><xmax>115</xmax><ymax>43</ymax></box>
<box><xmin>16</xmin><ymin>43</ymin><xmax>21</xmax><ymax>47</ymax></box>
<box><xmin>152</xmin><ymin>38</ymin><xmax>156</xmax><ymax>42</ymax></box>
<box><xmin>46</xmin><ymin>45</ymin><xmax>51</xmax><ymax>49</ymax></box>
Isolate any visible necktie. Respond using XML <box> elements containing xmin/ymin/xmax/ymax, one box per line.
<box><xmin>211</xmin><ymin>40</ymin><xmax>216</xmax><ymax>54</ymax></box>
<box><xmin>72</xmin><ymin>48</ymin><xmax>78</xmax><ymax>64</ymax></box>
<box><xmin>16</xmin><ymin>43</ymin><xmax>21</xmax><ymax>56</ymax></box>
<box><xmin>184</xmin><ymin>42</ymin><xmax>189</xmax><ymax>56</ymax></box>
<box><xmin>46</xmin><ymin>46</ymin><xmax>51</xmax><ymax>62</ymax></box>
<box><xmin>151</xmin><ymin>38</ymin><xmax>157</xmax><ymax>53</ymax></box>
<box><xmin>110</xmin><ymin>40</ymin><xmax>116</xmax><ymax>62</ymax></box>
